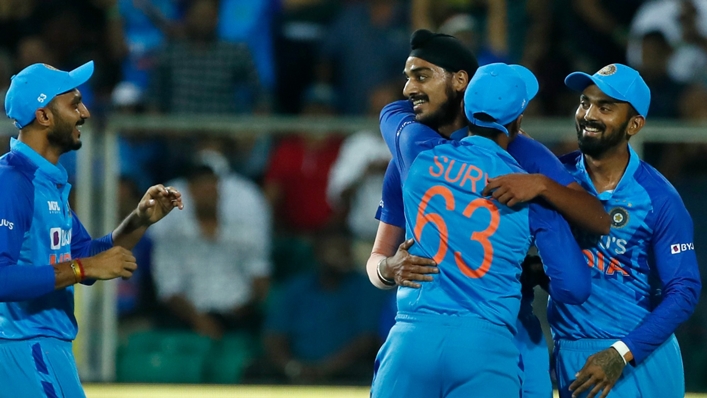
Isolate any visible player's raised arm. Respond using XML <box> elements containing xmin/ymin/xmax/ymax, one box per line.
<box><xmin>111</xmin><ymin>184</ymin><xmax>184</xmax><ymax>250</ymax></box>
<box><xmin>528</xmin><ymin>201</ymin><xmax>591</xmax><ymax>304</ymax></box>
<box><xmin>483</xmin><ymin>141</ymin><xmax>611</xmax><ymax>236</ymax></box>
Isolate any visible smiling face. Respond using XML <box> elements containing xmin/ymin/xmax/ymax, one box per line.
<box><xmin>402</xmin><ymin>57</ymin><xmax>465</xmax><ymax>133</ymax></box>
<box><xmin>574</xmin><ymin>84</ymin><xmax>643</xmax><ymax>159</ymax></box>
<box><xmin>45</xmin><ymin>89</ymin><xmax>90</xmax><ymax>153</ymax></box>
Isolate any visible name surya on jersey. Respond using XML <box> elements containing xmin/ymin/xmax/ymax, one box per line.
<box><xmin>428</xmin><ymin>155</ymin><xmax>489</xmax><ymax>193</ymax></box>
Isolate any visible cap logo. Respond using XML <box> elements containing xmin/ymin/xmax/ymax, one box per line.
<box><xmin>37</xmin><ymin>94</ymin><xmax>47</xmax><ymax>103</ymax></box>
<box><xmin>597</xmin><ymin>64</ymin><xmax>617</xmax><ymax>76</ymax></box>
<box><xmin>43</xmin><ymin>64</ymin><xmax>59</xmax><ymax>71</ymax></box>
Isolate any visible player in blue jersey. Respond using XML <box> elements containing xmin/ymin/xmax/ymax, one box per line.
<box><xmin>0</xmin><ymin>62</ymin><xmax>184</xmax><ymax>397</ymax></box>
<box><xmin>366</xmin><ymin>30</ymin><xmax>608</xmax><ymax>398</ymax></box>
<box><xmin>370</xmin><ymin>62</ymin><xmax>591</xmax><ymax>398</ymax></box>
<box><xmin>482</xmin><ymin>63</ymin><xmax>702</xmax><ymax>398</ymax></box>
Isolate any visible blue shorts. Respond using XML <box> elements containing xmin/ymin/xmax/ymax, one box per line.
<box><xmin>0</xmin><ymin>337</ymin><xmax>85</xmax><ymax>398</ymax></box>
<box><xmin>515</xmin><ymin>311</ymin><xmax>552</xmax><ymax>398</ymax></box>
<box><xmin>554</xmin><ymin>335</ymin><xmax>684</xmax><ymax>398</ymax></box>
<box><xmin>371</xmin><ymin>312</ymin><xmax>521</xmax><ymax>398</ymax></box>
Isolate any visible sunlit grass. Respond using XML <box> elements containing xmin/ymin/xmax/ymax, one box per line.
<box><xmin>84</xmin><ymin>384</ymin><xmax>706</xmax><ymax>398</ymax></box>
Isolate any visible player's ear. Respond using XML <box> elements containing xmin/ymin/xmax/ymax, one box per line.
<box><xmin>625</xmin><ymin>114</ymin><xmax>645</xmax><ymax>138</ymax></box>
<box><xmin>452</xmin><ymin>70</ymin><xmax>469</xmax><ymax>92</ymax></box>
<box><xmin>34</xmin><ymin>107</ymin><xmax>52</xmax><ymax>127</ymax></box>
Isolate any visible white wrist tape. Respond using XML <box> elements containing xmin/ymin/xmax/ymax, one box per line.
<box><xmin>611</xmin><ymin>341</ymin><xmax>630</xmax><ymax>365</ymax></box>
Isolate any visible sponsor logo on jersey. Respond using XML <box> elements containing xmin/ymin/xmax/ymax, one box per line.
<box><xmin>598</xmin><ymin>236</ymin><xmax>627</xmax><ymax>255</ymax></box>
<box><xmin>610</xmin><ymin>207</ymin><xmax>629</xmax><ymax>228</ymax></box>
<box><xmin>48</xmin><ymin>201</ymin><xmax>61</xmax><ymax>213</ymax></box>
<box><xmin>50</xmin><ymin>227</ymin><xmax>71</xmax><ymax>250</ymax></box>
<box><xmin>671</xmin><ymin>243</ymin><xmax>694</xmax><ymax>254</ymax></box>
<box><xmin>0</xmin><ymin>219</ymin><xmax>13</xmax><ymax>230</ymax></box>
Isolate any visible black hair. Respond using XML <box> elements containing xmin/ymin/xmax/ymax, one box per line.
<box><xmin>468</xmin><ymin>123</ymin><xmax>506</xmax><ymax>140</ymax></box>
<box><xmin>467</xmin><ymin>112</ymin><xmax>514</xmax><ymax>139</ymax></box>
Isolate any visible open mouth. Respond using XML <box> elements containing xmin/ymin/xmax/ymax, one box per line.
<box><xmin>581</xmin><ymin>124</ymin><xmax>604</xmax><ymax>137</ymax></box>
<box><xmin>411</xmin><ymin>98</ymin><xmax>428</xmax><ymax>113</ymax></box>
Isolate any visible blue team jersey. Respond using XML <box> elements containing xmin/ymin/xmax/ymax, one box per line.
<box><xmin>0</xmin><ymin>138</ymin><xmax>111</xmax><ymax>341</ymax></box>
<box><xmin>550</xmin><ymin>147</ymin><xmax>701</xmax><ymax>364</ymax></box>
<box><xmin>379</xmin><ymin>101</ymin><xmax>589</xmax><ymax>332</ymax></box>
<box><xmin>399</xmin><ymin>137</ymin><xmax>532</xmax><ymax>329</ymax></box>
<box><xmin>376</xmin><ymin>106</ymin><xmax>575</xmax><ymax>229</ymax></box>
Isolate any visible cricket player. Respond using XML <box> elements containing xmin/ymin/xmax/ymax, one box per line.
<box><xmin>370</xmin><ymin>63</ymin><xmax>590</xmax><ymax>398</ymax></box>
<box><xmin>0</xmin><ymin>61</ymin><xmax>183</xmax><ymax>397</ymax></box>
<box><xmin>557</xmin><ymin>64</ymin><xmax>701</xmax><ymax>398</ymax></box>
<box><xmin>485</xmin><ymin>63</ymin><xmax>702</xmax><ymax>398</ymax></box>
<box><xmin>368</xmin><ymin>29</ymin><xmax>608</xmax><ymax>398</ymax></box>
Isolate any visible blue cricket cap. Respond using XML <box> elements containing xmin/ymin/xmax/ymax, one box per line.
<box><xmin>5</xmin><ymin>61</ymin><xmax>94</xmax><ymax>129</ymax></box>
<box><xmin>565</xmin><ymin>63</ymin><xmax>650</xmax><ymax>118</ymax></box>
<box><xmin>464</xmin><ymin>63</ymin><xmax>539</xmax><ymax>136</ymax></box>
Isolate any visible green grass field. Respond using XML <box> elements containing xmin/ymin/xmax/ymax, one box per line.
<box><xmin>83</xmin><ymin>384</ymin><xmax>707</xmax><ymax>398</ymax></box>
<box><xmin>84</xmin><ymin>385</ymin><xmax>368</xmax><ymax>398</ymax></box>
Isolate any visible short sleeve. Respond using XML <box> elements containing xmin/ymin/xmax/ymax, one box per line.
<box><xmin>379</xmin><ymin>100</ymin><xmax>446</xmax><ymax>182</ymax></box>
<box><xmin>375</xmin><ymin>160</ymin><xmax>405</xmax><ymax>228</ymax></box>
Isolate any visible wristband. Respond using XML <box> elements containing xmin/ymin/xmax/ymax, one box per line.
<box><xmin>70</xmin><ymin>259</ymin><xmax>85</xmax><ymax>283</ymax></box>
<box><xmin>377</xmin><ymin>258</ymin><xmax>396</xmax><ymax>286</ymax></box>
<box><xmin>611</xmin><ymin>341</ymin><xmax>630</xmax><ymax>365</ymax></box>
<box><xmin>75</xmin><ymin>258</ymin><xmax>85</xmax><ymax>281</ymax></box>
<box><xmin>70</xmin><ymin>261</ymin><xmax>82</xmax><ymax>283</ymax></box>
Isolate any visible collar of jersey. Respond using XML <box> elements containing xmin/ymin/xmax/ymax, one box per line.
<box><xmin>449</xmin><ymin>127</ymin><xmax>469</xmax><ymax>141</ymax></box>
<box><xmin>576</xmin><ymin>143</ymin><xmax>640</xmax><ymax>201</ymax></box>
<box><xmin>10</xmin><ymin>137</ymin><xmax>69</xmax><ymax>184</ymax></box>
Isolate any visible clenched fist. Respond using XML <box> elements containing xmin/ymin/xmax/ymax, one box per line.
<box><xmin>81</xmin><ymin>247</ymin><xmax>138</xmax><ymax>280</ymax></box>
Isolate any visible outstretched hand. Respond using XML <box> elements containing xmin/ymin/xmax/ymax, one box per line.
<box><xmin>382</xmin><ymin>239</ymin><xmax>438</xmax><ymax>288</ymax></box>
<box><xmin>482</xmin><ymin>174</ymin><xmax>545</xmax><ymax>207</ymax></box>
<box><xmin>135</xmin><ymin>184</ymin><xmax>184</xmax><ymax>226</ymax></box>
<box><xmin>569</xmin><ymin>348</ymin><xmax>626</xmax><ymax>398</ymax></box>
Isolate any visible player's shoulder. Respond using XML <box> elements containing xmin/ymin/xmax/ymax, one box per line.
<box><xmin>557</xmin><ymin>150</ymin><xmax>582</xmax><ymax>168</ymax></box>
<box><xmin>510</xmin><ymin>134</ymin><xmax>551</xmax><ymax>153</ymax></box>
<box><xmin>0</xmin><ymin>152</ymin><xmax>35</xmax><ymax>193</ymax></box>
<box><xmin>380</xmin><ymin>100</ymin><xmax>414</xmax><ymax>123</ymax></box>
<box><xmin>634</xmin><ymin>160</ymin><xmax>684</xmax><ymax>208</ymax></box>
<box><xmin>508</xmin><ymin>135</ymin><xmax>566</xmax><ymax>172</ymax></box>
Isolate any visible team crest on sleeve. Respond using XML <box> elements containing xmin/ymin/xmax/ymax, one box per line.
<box><xmin>598</xmin><ymin>64</ymin><xmax>617</xmax><ymax>76</ymax></box>
<box><xmin>610</xmin><ymin>207</ymin><xmax>629</xmax><ymax>228</ymax></box>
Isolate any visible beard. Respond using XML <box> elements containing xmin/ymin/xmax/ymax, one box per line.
<box><xmin>47</xmin><ymin>115</ymin><xmax>82</xmax><ymax>153</ymax></box>
<box><xmin>575</xmin><ymin>118</ymin><xmax>630</xmax><ymax>159</ymax></box>
<box><xmin>413</xmin><ymin>85</ymin><xmax>462</xmax><ymax>132</ymax></box>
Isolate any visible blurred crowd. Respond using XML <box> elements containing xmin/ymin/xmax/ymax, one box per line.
<box><xmin>2</xmin><ymin>0</ymin><xmax>707</xmax><ymax>389</ymax></box>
